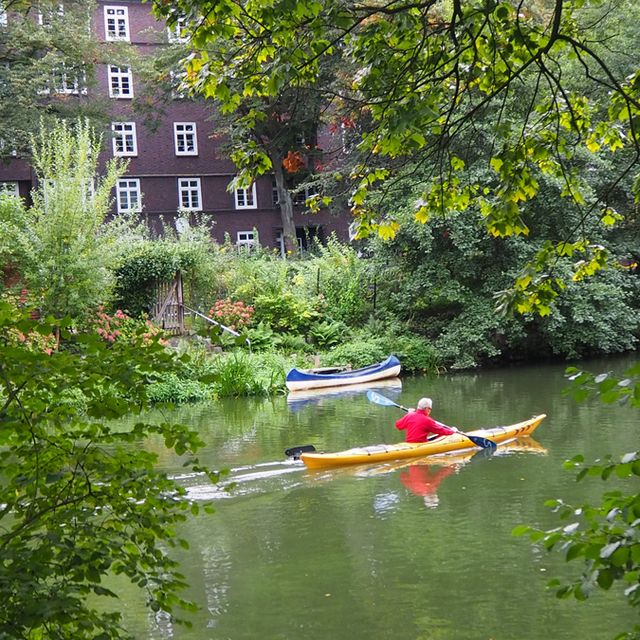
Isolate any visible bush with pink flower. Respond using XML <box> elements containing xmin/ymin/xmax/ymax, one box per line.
<box><xmin>207</xmin><ymin>299</ymin><xmax>254</xmax><ymax>331</ymax></box>
<box><xmin>91</xmin><ymin>306</ymin><xmax>167</xmax><ymax>347</ymax></box>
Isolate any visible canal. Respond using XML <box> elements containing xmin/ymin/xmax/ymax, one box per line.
<box><xmin>114</xmin><ymin>356</ymin><xmax>636</xmax><ymax>639</ymax></box>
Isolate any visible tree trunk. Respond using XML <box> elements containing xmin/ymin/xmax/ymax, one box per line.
<box><xmin>272</xmin><ymin>157</ymin><xmax>298</xmax><ymax>256</ymax></box>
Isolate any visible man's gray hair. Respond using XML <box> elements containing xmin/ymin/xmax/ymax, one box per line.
<box><xmin>417</xmin><ymin>397</ymin><xmax>432</xmax><ymax>410</ymax></box>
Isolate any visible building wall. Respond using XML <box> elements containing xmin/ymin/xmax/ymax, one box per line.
<box><xmin>0</xmin><ymin>0</ymin><xmax>351</xmax><ymax>252</ymax></box>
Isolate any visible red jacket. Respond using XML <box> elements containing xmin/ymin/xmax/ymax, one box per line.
<box><xmin>395</xmin><ymin>409</ymin><xmax>455</xmax><ymax>443</ymax></box>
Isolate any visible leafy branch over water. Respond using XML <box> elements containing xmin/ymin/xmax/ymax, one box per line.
<box><xmin>0</xmin><ymin>301</ymin><xmax>222</xmax><ymax>639</ymax></box>
<box><xmin>514</xmin><ymin>364</ymin><xmax>640</xmax><ymax>640</ymax></box>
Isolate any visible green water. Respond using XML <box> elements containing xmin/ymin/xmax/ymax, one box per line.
<box><xmin>115</xmin><ymin>356</ymin><xmax>637</xmax><ymax>639</ymax></box>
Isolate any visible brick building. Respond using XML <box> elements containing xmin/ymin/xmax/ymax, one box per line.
<box><xmin>0</xmin><ymin>1</ymin><xmax>350</xmax><ymax>254</ymax></box>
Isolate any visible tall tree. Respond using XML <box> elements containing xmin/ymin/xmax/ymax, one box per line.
<box><xmin>220</xmin><ymin>89</ymin><xmax>328</xmax><ymax>255</ymax></box>
<box><xmin>2</xmin><ymin>119</ymin><xmax>141</xmax><ymax>321</ymax></box>
<box><xmin>153</xmin><ymin>0</ymin><xmax>640</xmax><ymax>308</ymax></box>
<box><xmin>0</xmin><ymin>0</ymin><xmax>109</xmax><ymax>159</ymax></box>
<box><xmin>151</xmin><ymin>2</ymin><xmax>346</xmax><ymax>254</ymax></box>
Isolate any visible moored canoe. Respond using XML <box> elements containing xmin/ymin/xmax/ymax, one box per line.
<box><xmin>300</xmin><ymin>414</ymin><xmax>546</xmax><ymax>469</ymax></box>
<box><xmin>285</xmin><ymin>355</ymin><xmax>401</xmax><ymax>391</ymax></box>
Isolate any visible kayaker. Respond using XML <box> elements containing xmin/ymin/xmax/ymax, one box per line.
<box><xmin>395</xmin><ymin>397</ymin><xmax>459</xmax><ymax>443</ymax></box>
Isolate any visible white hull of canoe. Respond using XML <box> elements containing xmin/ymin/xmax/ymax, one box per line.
<box><xmin>287</xmin><ymin>377</ymin><xmax>402</xmax><ymax>403</ymax></box>
<box><xmin>285</xmin><ymin>364</ymin><xmax>402</xmax><ymax>391</ymax></box>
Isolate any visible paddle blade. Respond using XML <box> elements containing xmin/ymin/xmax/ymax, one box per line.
<box><xmin>463</xmin><ymin>433</ymin><xmax>497</xmax><ymax>450</ymax></box>
<box><xmin>285</xmin><ymin>444</ymin><xmax>316</xmax><ymax>459</ymax></box>
<box><xmin>367</xmin><ymin>390</ymin><xmax>400</xmax><ymax>407</ymax></box>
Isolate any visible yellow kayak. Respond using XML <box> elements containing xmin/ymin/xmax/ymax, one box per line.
<box><xmin>300</xmin><ymin>414</ymin><xmax>546</xmax><ymax>469</ymax></box>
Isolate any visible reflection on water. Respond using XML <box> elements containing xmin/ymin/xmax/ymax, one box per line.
<box><xmin>399</xmin><ymin>465</ymin><xmax>458</xmax><ymax>508</ymax></box>
<box><xmin>113</xmin><ymin>355</ymin><xmax>637</xmax><ymax>640</ymax></box>
<box><xmin>286</xmin><ymin>378</ymin><xmax>403</xmax><ymax>412</ymax></box>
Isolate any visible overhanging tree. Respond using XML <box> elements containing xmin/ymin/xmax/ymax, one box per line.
<box><xmin>515</xmin><ymin>365</ymin><xmax>640</xmax><ymax>640</ymax></box>
<box><xmin>153</xmin><ymin>0</ymin><xmax>640</xmax><ymax>309</ymax></box>
<box><xmin>0</xmin><ymin>301</ymin><xmax>221</xmax><ymax>639</ymax></box>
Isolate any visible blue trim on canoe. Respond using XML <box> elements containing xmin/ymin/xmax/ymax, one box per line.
<box><xmin>286</xmin><ymin>355</ymin><xmax>401</xmax><ymax>383</ymax></box>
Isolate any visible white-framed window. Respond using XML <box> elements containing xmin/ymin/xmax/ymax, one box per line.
<box><xmin>167</xmin><ymin>17</ymin><xmax>187</xmax><ymax>43</ymax></box>
<box><xmin>178</xmin><ymin>178</ymin><xmax>201</xmax><ymax>211</ymax></box>
<box><xmin>0</xmin><ymin>181</ymin><xmax>19</xmax><ymax>196</ymax></box>
<box><xmin>235</xmin><ymin>184</ymin><xmax>257</xmax><ymax>209</ymax></box>
<box><xmin>111</xmin><ymin>122</ymin><xmax>137</xmax><ymax>156</ymax></box>
<box><xmin>173</xmin><ymin>122</ymin><xmax>197</xmax><ymax>155</ymax></box>
<box><xmin>272</xmin><ymin>180</ymin><xmax>279</xmax><ymax>206</ymax></box>
<box><xmin>56</xmin><ymin>68</ymin><xmax>87</xmax><ymax>95</ymax></box>
<box><xmin>293</xmin><ymin>184</ymin><xmax>318</xmax><ymax>205</ymax></box>
<box><xmin>116</xmin><ymin>178</ymin><xmax>141</xmax><ymax>213</ymax></box>
<box><xmin>39</xmin><ymin>64</ymin><xmax>88</xmax><ymax>95</ymax></box>
<box><xmin>236</xmin><ymin>231</ymin><xmax>257</xmax><ymax>252</ymax></box>
<box><xmin>108</xmin><ymin>65</ymin><xmax>133</xmax><ymax>98</ymax></box>
<box><xmin>104</xmin><ymin>6</ymin><xmax>129</xmax><ymax>41</ymax></box>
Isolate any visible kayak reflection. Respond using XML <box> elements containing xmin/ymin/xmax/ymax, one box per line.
<box><xmin>363</xmin><ymin>436</ymin><xmax>547</xmax><ymax>508</ymax></box>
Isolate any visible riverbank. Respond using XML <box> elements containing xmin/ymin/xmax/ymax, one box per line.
<box><xmin>149</xmin><ymin>333</ymin><xmax>639</xmax><ymax>403</ymax></box>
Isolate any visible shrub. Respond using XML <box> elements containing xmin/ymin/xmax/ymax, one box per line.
<box><xmin>90</xmin><ymin>307</ymin><xmax>167</xmax><ymax>348</ymax></box>
<box><xmin>208</xmin><ymin>298</ymin><xmax>254</xmax><ymax>331</ymax></box>
<box><xmin>24</xmin><ymin>119</ymin><xmax>138</xmax><ymax>320</ymax></box>
<box><xmin>535</xmin><ymin>275</ymin><xmax>639</xmax><ymax>359</ymax></box>
<box><xmin>114</xmin><ymin>236</ymin><xmax>216</xmax><ymax>317</ymax></box>
<box><xmin>432</xmin><ymin>298</ymin><xmax>506</xmax><ymax>369</ymax></box>
<box><xmin>209</xmin><ymin>352</ymin><xmax>286</xmax><ymax>396</ymax></box>
<box><xmin>273</xmin><ymin>332</ymin><xmax>313</xmax><ymax>354</ymax></box>
<box><xmin>0</xmin><ymin>301</ymin><xmax>215</xmax><ymax>637</ymax></box>
<box><xmin>314</xmin><ymin>332</ymin><xmax>440</xmax><ymax>373</ymax></box>
<box><xmin>389</xmin><ymin>334</ymin><xmax>441</xmax><ymax>373</ymax></box>
<box><xmin>253</xmin><ymin>290</ymin><xmax>319</xmax><ymax>333</ymax></box>
<box><xmin>308</xmin><ymin>319</ymin><xmax>348</xmax><ymax>349</ymax></box>
<box><xmin>301</xmin><ymin>235</ymin><xmax>371</xmax><ymax>324</ymax></box>
<box><xmin>321</xmin><ymin>338</ymin><xmax>388</xmax><ymax>368</ymax></box>
<box><xmin>244</xmin><ymin>321</ymin><xmax>276</xmax><ymax>351</ymax></box>
<box><xmin>0</xmin><ymin>291</ymin><xmax>56</xmax><ymax>353</ymax></box>
<box><xmin>147</xmin><ymin>374</ymin><xmax>212</xmax><ymax>404</ymax></box>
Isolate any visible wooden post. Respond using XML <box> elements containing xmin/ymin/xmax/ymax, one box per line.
<box><xmin>176</xmin><ymin>271</ymin><xmax>184</xmax><ymax>333</ymax></box>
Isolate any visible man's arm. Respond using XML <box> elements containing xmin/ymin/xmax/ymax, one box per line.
<box><xmin>429</xmin><ymin>419</ymin><xmax>457</xmax><ymax>436</ymax></box>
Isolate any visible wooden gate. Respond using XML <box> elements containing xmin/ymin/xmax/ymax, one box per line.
<box><xmin>151</xmin><ymin>271</ymin><xmax>184</xmax><ymax>334</ymax></box>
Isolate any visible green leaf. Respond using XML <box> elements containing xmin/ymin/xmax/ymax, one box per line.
<box><xmin>597</xmin><ymin>568</ymin><xmax>615</xmax><ymax>590</ymax></box>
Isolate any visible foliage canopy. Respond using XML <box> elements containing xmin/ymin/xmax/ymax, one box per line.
<box><xmin>153</xmin><ymin>0</ymin><xmax>640</xmax><ymax>312</ymax></box>
<box><xmin>0</xmin><ymin>300</ymin><xmax>222</xmax><ymax>638</ymax></box>
<box><xmin>0</xmin><ymin>0</ymin><xmax>107</xmax><ymax>157</ymax></box>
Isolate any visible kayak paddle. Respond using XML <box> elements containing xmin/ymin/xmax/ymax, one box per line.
<box><xmin>366</xmin><ymin>390</ymin><xmax>497</xmax><ymax>450</ymax></box>
<box><xmin>366</xmin><ymin>390</ymin><xmax>410</xmax><ymax>412</ymax></box>
<box><xmin>284</xmin><ymin>444</ymin><xmax>316</xmax><ymax>459</ymax></box>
